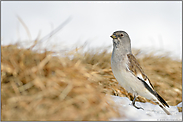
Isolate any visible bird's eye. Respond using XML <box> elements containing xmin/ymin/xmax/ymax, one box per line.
<box><xmin>121</xmin><ymin>34</ymin><xmax>124</xmax><ymax>37</ymax></box>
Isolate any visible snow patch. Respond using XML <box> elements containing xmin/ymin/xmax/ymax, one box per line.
<box><xmin>109</xmin><ymin>95</ymin><xmax>182</xmax><ymax>121</ymax></box>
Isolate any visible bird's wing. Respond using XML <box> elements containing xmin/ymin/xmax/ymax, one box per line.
<box><xmin>126</xmin><ymin>54</ymin><xmax>169</xmax><ymax>107</ymax></box>
<box><xmin>126</xmin><ymin>54</ymin><xmax>154</xmax><ymax>90</ymax></box>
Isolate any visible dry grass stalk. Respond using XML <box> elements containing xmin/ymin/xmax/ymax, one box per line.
<box><xmin>1</xmin><ymin>44</ymin><xmax>182</xmax><ymax>121</ymax></box>
<box><xmin>1</xmin><ymin>44</ymin><xmax>120</xmax><ymax>121</ymax></box>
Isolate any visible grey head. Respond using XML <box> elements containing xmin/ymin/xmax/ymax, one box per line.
<box><xmin>110</xmin><ymin>31</ymin><xmax>132</xmax><ymax>53</ymax></box>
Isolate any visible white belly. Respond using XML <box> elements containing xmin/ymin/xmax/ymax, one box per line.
<box><xmin>111</xmin><ymin>63</ymin><xmax>157</xmax><ymax>100</ymax></box>
<box><xmin>111</xmin><ymin>60</ymin><xmax>145</xmax><ymax>96</ymax></box>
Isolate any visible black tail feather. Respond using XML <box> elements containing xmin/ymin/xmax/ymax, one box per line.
<box><xmin>137</xmin><ymin>77</ymin><xmax>169</xmax><ymax>108</ymax></box>
<box><xmin>155</xmin><ymin>92</ymin><xmax>169</xmax><ymax>107</ymax></box>
<box><xmin>139</xmin><ymin>77</ymin><xmax>169</xmax><ymax>108</ymax></box>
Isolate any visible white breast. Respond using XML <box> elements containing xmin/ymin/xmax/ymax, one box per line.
<box><xmin>111</xmin><ymin>58</ymin><xmax>146</xmax><ymax>96</ymax></box>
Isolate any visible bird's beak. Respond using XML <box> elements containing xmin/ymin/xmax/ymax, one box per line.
<box><xmin>110</xmin><ymin>34</ymin><xmax>117</xmax><ymax>39</ymax></box>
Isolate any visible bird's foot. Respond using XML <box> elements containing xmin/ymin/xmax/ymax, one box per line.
<box><xmin>133</xmin><ymin>104</ymin><xmax>144</xmax><ymax>110</ymax></box>
<box><xmin>131</xmin><ymin>95</ymin><xmax>144</xmax><ymax>110</ymax></box>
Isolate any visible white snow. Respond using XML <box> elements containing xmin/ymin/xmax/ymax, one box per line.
<box><xmin>109</xmin><ymin>95</ymin><xmax>182</xmax><ymax>121</ymax></box>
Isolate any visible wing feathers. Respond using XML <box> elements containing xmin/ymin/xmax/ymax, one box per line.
<box><xmin>137</xmin><ymin>73</ymin><xmax>153</xmax><ymax>89</ymax></box>
<box><xmin>127</xmin><ymin>54</ymin><xmax>154</xmax><ymax>89</ymax></box>
<box><xmin>156</xmin><ymin>92</ymin><xmax>169</xmax><ymax>107</ymax></box>
<box><xmin>126</xmin><ymin>54</ymin><xmax>169</xmax><ymax>108</ymax></box>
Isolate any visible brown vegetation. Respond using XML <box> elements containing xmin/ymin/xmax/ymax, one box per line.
<box><xmin>1</xmin><ymin>43</ymin><xmax>182</xmax><ymax>121</ymax></box>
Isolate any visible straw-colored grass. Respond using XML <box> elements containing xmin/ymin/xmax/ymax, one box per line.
<box><xmin>1</xmin><ymin>43</ymin><xmax>182</xmax><ymax>121</ymax></box>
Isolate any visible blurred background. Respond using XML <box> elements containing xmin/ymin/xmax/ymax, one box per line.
<box><xmin>1</xmin><ymin>1</ymin><xmax>182</xmax><ymax>60</ymax></box>
<box><xmin>1</xmin><ymin>1</ymin><xmax>182</xmax><ymax>120</ymax></box>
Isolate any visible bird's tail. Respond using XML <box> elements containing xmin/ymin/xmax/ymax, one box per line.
<box><xmin>155</xmin><ymin>92</ymin><xmax>171</xmax><ymax>115</ymax></box>
<box><xmin>158</xmin><ymin>103</ymin><xmax>171</xmax><ymax>115</ymax></box>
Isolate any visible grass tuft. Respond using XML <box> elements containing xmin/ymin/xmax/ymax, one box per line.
<box><xmin>1</xmin><ymin>43</ymin><xmax>182</xmax><ymax>120</ymax></box>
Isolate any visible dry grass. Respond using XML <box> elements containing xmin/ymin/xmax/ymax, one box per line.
<box><xmin>1</xmin><ymin>43</ymin><xmax>182</xmax><ymax>121</ymax></box>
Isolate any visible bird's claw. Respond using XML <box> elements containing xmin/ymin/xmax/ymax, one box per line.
<box><xmin>133</xmin><ymin>104</ymin><xmax>144</xmax><ymax>110</ymax></box>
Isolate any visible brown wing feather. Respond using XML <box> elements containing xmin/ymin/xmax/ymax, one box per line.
<box><xmin>127</xmin><ymin>54</ymin><xmax>154</xmax><ymax>89</ymax></box>
<box><xmin>127</xmin><ymin>54</ymin><xmax>169</xmax><ymax>107</ymax></box>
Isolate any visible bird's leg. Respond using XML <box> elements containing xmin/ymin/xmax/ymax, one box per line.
<box><xmin>132</xmin><ymin>95</ymin><xmax>144</xmax><ymax>110</ymax></box>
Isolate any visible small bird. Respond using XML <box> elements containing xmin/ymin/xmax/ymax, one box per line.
<box><xmin>110</xmin><ymin>30</ymin><xmax>171</xmax><ymax>115</ymax></box>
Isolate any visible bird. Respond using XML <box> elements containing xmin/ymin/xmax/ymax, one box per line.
<box><xmin>110</xmin><ymin>30</ymin><xmax>171</xmax><ymax>115</ymax></box>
